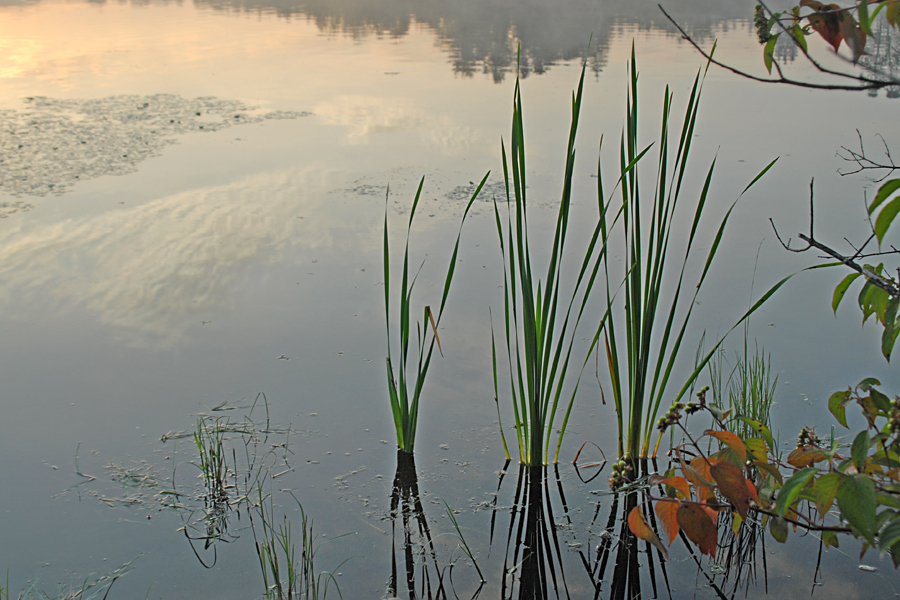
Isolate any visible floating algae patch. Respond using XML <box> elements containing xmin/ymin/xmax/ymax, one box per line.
<box><xmin>0</xmin><ymin>94</ymin><xmax>311</xmax><ymax>197</ymax></box>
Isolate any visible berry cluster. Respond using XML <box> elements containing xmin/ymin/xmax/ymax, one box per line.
<box><xmin>656</xmin><ymin>403</ymin><xmax>685</xmax><ymax>433</ymax></box>
<box><xmin>754</xmin><ymin>5</ymin><xmax>773</xmax><ymax>44</ymax></box>
<box><xmin>890</xmin><ymin>398</ymin><xmax>900</xmax><ymax>435</ymax></box>
<box><xmin>608</xmin><ymin>459</ymin><xmax>634</xmax><ymax>490</ymax></box>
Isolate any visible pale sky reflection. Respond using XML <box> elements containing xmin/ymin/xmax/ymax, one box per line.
<box><xmin>0</xmin><ymin>169</ymin><xmax>341</xmax><ymax>345</ymax></box>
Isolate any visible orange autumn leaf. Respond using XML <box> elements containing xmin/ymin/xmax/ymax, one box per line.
<box><xmin>746</xmin><ymin>477</ymin><xmax>759</xmax><ymax>503</ymax></box>
<box><xmin>628</xmin><ymin>505</ymin><xmax>669</xmax><ymax>559</ymax></box>
<box><xmin>705</xmin><ymin>430</ymin><xmax>747</xmax><ymax>465</ymax></box>
<box><xmin>690</xmin><ymin>456</ymin><xmax>718</xmax><ymax>503</ymax></box>
<box><xmin>787</xmin><ymin>445</ymin><xmax>829</xmax><ymax>467</ymax></box>
<box><xmin>677</xmin><ymin>502</ymin><xmax>718</xmax><ymax>557</ymax></box>
<box><xmin>649</xmin><ymin>474</ymin><xmax>692</xmax><ymax>500</ymax></box>
<box><xmin>654</xmin><ymin>500</ymin><xmax>681</xmax><ymax>546</ymax></box>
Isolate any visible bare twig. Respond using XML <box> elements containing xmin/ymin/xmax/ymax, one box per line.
<box><xmin>838</xmin><ymin>130</ymin><xmax>899</xmax><ymax>179</ymax></box>
<box><xmin>770</xmin><ymin>179</ymin><xmax>900</xmax><ymax>296</ymax></box>
<box><xmin>658</xmin><ymin>3</ymin><xmax>900</xmax><ymax>92</ymax></box>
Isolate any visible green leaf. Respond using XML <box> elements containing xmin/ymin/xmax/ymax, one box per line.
<box><xmin>852</xmin><ymin>430</ymin><xmax>871</xmax><ymax>472</ymax></box>
<box><xmin>858</xmin><ymin>281</ymin><xmax>879</xmax><ymax>323</ymax></box>
<box><xmin>708</xmin><ymin>403</ymin><xmax>731</xmax><ymax>421</ymax></box>
<box><xmin>833</xmin><ymin>272</ymin><xmax>862</xmax><ymax>313</ymax></box>
<box><xmin>814</xmin><ymin>472</ymin><xmax>842</xmax><ymax>517</ymax></box>
<box><xmin>859</xmin><ymin>0</ymin><xmax>873</xmax><ymax>36</ymax></box>
<box><xmin>828</xmin><ymin>390</ymin><xmax>851</xmax><ymax>428</ymax></box>
<box><xmin>875</xmin><ymin>198</ymin><xmax>900</xmax><ymax>244</ymax></box>
<box><xmin>791</xmin><ymin>24</ymin><xmax>808</xmax><ymax>52</ymax></box>
<box><xmin>764</xmin><ymin>34</ymin><xmax>779</xmax><ymax>74</ymax></box>
<box><xmin>769</xmin><ymin>515</ymin><xmax>789</xmax><ymax>543</ymax></box>
<box><xmin>837</xmin><ymin>474</ymin><xmax>877</xmax><ymax>543</ymax></box>
<box><xmin>737</xmin><ymin>417</ymin><xmax>776</xmax><ymax>452</ymax></box>
<box><xmin>871</xmin><ymin>388</ymin><xmax>892</xmax><ymax>413</ymax></box>
<box><xmin>883</xmin><ymin>518</ymin><xmax>900</xmax><ymax>553</ymax></box>
<box><xmin>870</xmin><ymin>179</ymin><xmax>900</xmax><ymax>214</ymax></box>
<box><xmin>745</xmin><ymin>438</ymin><xmax>769</xmax><ymax>463</ymax></box>
<box><xmin>858</xmin><ymin>377</ymin><xmax>882</xmax><ymax>391</ymax></box>
<box><xmin>822</xmin><ymin>529</ymin><xmax>840</xmax><ymax>548</ymax></box>
<box><xmin>775</xmin><ymin>467</ymin><xmax>817</xmax><ymax>517</ymax></box>
<box><xmin>878</xmin><ymin>493</ymin><xmax>900</xmax><ymax>510</ymax></box>
<box><xmin>882</xmin><ymin>298</ymin><xmax>900</xmax><ymax>361</ymax></box>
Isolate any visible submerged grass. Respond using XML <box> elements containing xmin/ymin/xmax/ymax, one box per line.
<box><xmin>250</xmin><ymin>484</ymin><xmax>349</xmax><ymax>600</ymax></box>
<box><xmin>384</xmin><ymin>175</ymin><xmax>488</xmax><ymax>454</ymax></box>
<box><xmin>597</xmin><ymin>45</ymin><xmax>785</xmax><ymax>462</ymax></box>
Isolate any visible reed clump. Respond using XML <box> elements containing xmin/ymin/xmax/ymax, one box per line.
<box><xmin>597</xmin><ymin>46</ymin><xmax>785</xmax><ymax>463</ymax></box>
<box><xmin>492</xmin><ymin>52</ymin><xmax>614</xmax><ymax>466</ymax></box>
<box><xmin>383</xmin><ymin>175</ymin><xmax>488</xmax><ymax>455</ymax></box>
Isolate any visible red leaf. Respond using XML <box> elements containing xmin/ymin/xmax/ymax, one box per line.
<box><xmin>711</xmin><ymin>461</ymin><xmax>752</xmax><ymax>519</ymax></box>
<box><xmin>654</xmin><ymin>500</ymin><xmax>681</xmax><ymax>546</ymax></box>
<box><xmin>677</xmin><ymin>502</ymin><xmax>719</xmax><ymax>557</ymax></box>
<box><xmin>628</xmin><ymin>505</ymin><xmax>669</xmax><ymax>559</ymax></box>
<box><xmin>806</xmin><ymin>5</ymin><xmax>844</xmax><ymax>51</ymax></box>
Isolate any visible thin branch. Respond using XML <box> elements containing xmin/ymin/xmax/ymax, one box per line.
<box><xmin>770</xmin><ymin>179</ymin><xmax>900</xmax><ymax>296</ymax></box>
<box><xmin>658</xmin><ymin>4</ymin><xmax>899</xmax><ymax>92</ymax></box>
<box><xmin>838</xmin><ymin>130</ymin><xmax>900</xmax><ymax>179</ymax></box>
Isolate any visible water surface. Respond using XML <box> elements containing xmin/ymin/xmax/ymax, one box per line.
<box><xmin>1</xmin><ymin>0</ymin><xmax>900</xmax><ymax>597</ymax></box>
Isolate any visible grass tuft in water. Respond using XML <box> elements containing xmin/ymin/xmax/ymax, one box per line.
<box><xmin>250</xmin><ymin>483</ymin><xmax>349</xmax><ymax>600</ymax></box>
<box><xmin>597</xmin><ymin>44</ymin><xmax>784</xmax><ymax>462</ymax></box>
<box><xmin>709</xmin><ymin>326</ymin><xmax>777</xmax><ymax>438</ymax></box>
<box><xmin>8</xmin><ymin>559</ymin><xmax>137</xmax><ymax>600</ymax></box>
<box><xmin>384</xmin><ymin>174</ymin><xmax>488</xmax><ymax>455</ymax></box>
<box><xmin>193</xmin><ymin>415</ymin><xmax>230</xmax><ymax>504</ymax></box>
<box><xmin>492</xmin><ymin>49</ymin><xmax>615</xmax><ymax>466</ymax></box>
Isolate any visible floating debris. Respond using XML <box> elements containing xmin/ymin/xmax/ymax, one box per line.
<box><xmin>0</xmin><ymin>94</ymin><xmax>311</xmax><ymax>197</ymax></box>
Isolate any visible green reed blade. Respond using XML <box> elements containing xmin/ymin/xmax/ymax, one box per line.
<box><xmin>384</xmin><ymin>173</ymin><xmax>486</xmax><ymax>453</ymax></box>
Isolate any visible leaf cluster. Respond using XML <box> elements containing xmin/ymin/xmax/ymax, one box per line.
<box><xmin>629</xmin><ymin>379</ymin><xmax>900</xmax><ymax>567</ymax></box>
<box><xmin>830</xmin><ymin>178</ymin><xmax>900</xmax><ymax>360</ymax></box>
<box><xmin>757</xmin><ymin>0</ymin><xmax>900</xmax><ymax>67</ymax></box>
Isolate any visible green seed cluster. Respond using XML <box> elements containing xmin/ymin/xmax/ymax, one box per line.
<box><xmin>608</xmin><ymin>459</ymin><xmax>634</xmax><ymax>490</ymax></box>
<box><xmin>755</xmin><ymin>5</ymin><xmax>772</xmax><ymax>44</ymax></box>
<box><xmin>890</xmin><ymin>398</ymin><xmax>900</xmax><ymax>434</ymax></box>
<box><xmin>656</xmin><ymin>403</ymin><xmax>685</xmax><ymax>432</ymax></box>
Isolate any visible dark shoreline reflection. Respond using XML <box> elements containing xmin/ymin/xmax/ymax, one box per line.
<box><xmin>1</xmin><ymin>0</ymin><xmax>757</xmax><ymax>82</ymax></box>
<box><xmin>200</xmin><ymin>0</ymin><xmax>753</xmax><ymax>83</ymax></box>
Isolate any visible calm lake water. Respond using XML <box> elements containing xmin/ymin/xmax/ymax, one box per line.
<box><xmin>2</xmin><ymin>0</ymin><xmax>900</xmax><ymax>598</ymax></box>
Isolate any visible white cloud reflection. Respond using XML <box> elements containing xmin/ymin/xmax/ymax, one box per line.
<box><xmin>0</xmin><ymin>169</ymin><xmax>345</xmax><ymax>345</ymax></box>
<box><xmin>315</xmin><ymin>94</ymin><xmax>483</xmax><ymax>153</ymax></box>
